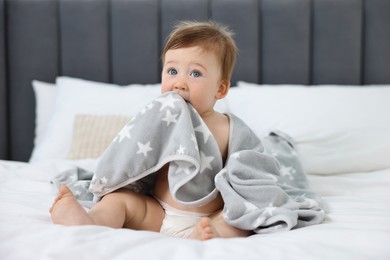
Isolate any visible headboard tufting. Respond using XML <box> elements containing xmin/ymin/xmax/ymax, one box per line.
<box><xmin>1</xmin><ymin>0</ymin><xmax>390</xmax><ymax>161</ymax></box>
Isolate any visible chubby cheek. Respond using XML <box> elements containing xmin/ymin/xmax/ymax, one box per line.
<box><xmin>160</xmin><ymin>84</ymin><xmax>168</xmax><ymax>94</ymax></box>
<box><xmin>160</xmin><ymin>80</ymin><xmax>171</xmax><ymax>94</ymax></box>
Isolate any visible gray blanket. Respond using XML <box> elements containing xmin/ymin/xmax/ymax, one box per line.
<box><xmin>54</xmin><ymin>92</ymin><xmax>325</xmax><ymax>234</ymax></box>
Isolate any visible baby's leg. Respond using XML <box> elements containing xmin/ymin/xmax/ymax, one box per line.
<box><xmin>50</xmin><ymin>185</ymin><xmax>95</xmax><ymax>225</ymax></box>
<box><xmin>50</xmin><ymin>185</ymin><xmax>164</xmax><ymax>231</ymax></box>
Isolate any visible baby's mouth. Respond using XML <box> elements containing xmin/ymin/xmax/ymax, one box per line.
<box><xmin>173</xmin><ymin>90</ymin><xmax>189</xmax><ymax>102</ymax></box>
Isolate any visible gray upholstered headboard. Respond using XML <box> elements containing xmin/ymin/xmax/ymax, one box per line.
<box><xmin>1</xmin><ymin>0</ymin><xmax>390</xmax><ymax>161</ymax></box>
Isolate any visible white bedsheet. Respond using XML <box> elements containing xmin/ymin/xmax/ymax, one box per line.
<box><xmin>1</xmin><ymin>159</ymin><xmax>389</xmax><ymax>260</ymax></box>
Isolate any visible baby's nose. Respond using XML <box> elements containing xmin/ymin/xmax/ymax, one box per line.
<box><xmin>174</xmin><ymin>82</ymin><xmax>187</xmax><ymax>90</ymax></box>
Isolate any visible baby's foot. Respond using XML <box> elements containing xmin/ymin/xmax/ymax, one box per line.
<box><xmin>209</xmin><ymin>212</ymin><xmax>252</xmax><ymax>238</ymax></box>
<box><xmin>189</xmin><ymin>217</ymin><xmax>217</xmax><ymax>240</ymax></box>
<box><xmin>50</xmin><ymin>185</ymin><xmax>94</xmax><ymax>226</ymax></box>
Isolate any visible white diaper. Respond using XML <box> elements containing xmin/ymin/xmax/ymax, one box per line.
<box><xmin>157</xmin><ymin>199</ymin><xmax>210</xmax><ymax>238</ymax></box>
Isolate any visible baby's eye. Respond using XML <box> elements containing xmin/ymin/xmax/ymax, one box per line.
<box><xmin>168</xmin><ymin>69</ymin><xmax>177</xmax><ymax>75</ymax></box>
<box><xmin>190</xmin><ymin>71</ymin><xmax>201</xmax><ymax>77</ymax></box>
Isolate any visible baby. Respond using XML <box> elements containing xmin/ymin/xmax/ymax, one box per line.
<box><xmin>50</xmin><ymin>21</ymin><xmax>252</xmax><ymax>240</ymax></box>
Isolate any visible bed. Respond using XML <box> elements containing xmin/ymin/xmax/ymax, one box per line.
<box><xmin>1</xmin><ymin>0</ymin><xmax>390</xmax><ymax>259</ymax></box>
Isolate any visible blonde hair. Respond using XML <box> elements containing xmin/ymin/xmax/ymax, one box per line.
<box><xmin>162</xmin><ymin>21</ymin><xmax>238</xmax><ymax>82</ymax></box>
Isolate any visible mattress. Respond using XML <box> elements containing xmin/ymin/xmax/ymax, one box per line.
<box><xmin>1</xmin><ymin>159</ymin><xmax>389</xmax><ymax>260</ymax></box>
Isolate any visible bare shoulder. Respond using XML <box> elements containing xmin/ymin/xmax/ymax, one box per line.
<box><xmin>204</xmin><ymin>112</ymin><xmax>230</xmax><ymax>163</ymax></box>
<box><xmin>213</xmin><ymin>111</ymin><xmax>230</xmax><ymax>126</ymax></box>
<box><xmin>203</xmin><ymin>111</ymin><xmax>229</xmax><ymax>132</ymax></box>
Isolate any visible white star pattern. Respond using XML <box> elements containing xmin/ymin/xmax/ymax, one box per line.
<box><xmin>254</xmin><ymin>216</ymin><xmax>266</xmax><ymax>227</ymax></box>
<box><xmin>137</xmin><ymin>141</ymin><xmax>153</xmax><ymax>157</ymax></box>
<box><xmin>279</xmin><ymin>166</ymin><xmax>295</xmax><ymax>180</ymax></box>
<box><xmin>162</xmin><ymin>110</ymin><xmax>178</xmax><ymax>126</ymax></box>
<box><xmin>264</xmin><ymin>203</ymin><xmax>276</xmax><ymax>216</ymax></box>
<box><xmin>100</xmin><ymin>176</ymin><xmax>108</xmax><ymax>184</ymax></box>
<box><xmin>141</xmin><ymin>102</ymin><xmax>155</xmax><ymax>114</ymax></box>
<box><xmin>115</xmin><ymin>124</ymin><xmax>134</xmax><ymax>143</ymax></box>
<box><xmin>194</xmin><ymin>123</ymin><xmax>211</xmax><ymax>144</ymax></box>
<box><xmin>173</xmin><ymin>161</ymin><xmax>192</xmax><ymax>175</ymax></box>
<box><xmin>176</xmin><ymin>145</ymin><xmax>186</xmax><ymax>155</ymax></box>
<box><xmin>90</xmin><ymin>176</ymin><xmax>107</xmax><ymax>193</ymax></box>
<box><xmin>243</xmin><ymin>201</ymin><xmax>258</xmax><ymax>214</ymax></box>
<box><xmin>90</xmin><ymin>183</ymin><xmax>103</xmax><ymax>193</ymax></box>
<box><xmin>230</xmin><ymin>152</ymin><xmax>240</xmax><ymax>159</ymax></box>
<box><xmin>155</xmin><ymin>94</ymin><xmax>180</xmax><ymax>111</ymax></box>
<box><xmin>199</xmin><ymin>151</ymin><xmax>214</xmax><ymax>173</ymax></box>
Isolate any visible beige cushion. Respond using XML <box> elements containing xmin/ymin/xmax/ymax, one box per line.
<box><xmin>67</xmin><ymin>114</ymin><xmax>130</xmax><ymax>160</ymax></box>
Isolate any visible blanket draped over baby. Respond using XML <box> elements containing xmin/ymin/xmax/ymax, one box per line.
<box><xmin>54</xmin><ymin>92</ymin><xmax>325</xmax><ymax>234</ymax></box>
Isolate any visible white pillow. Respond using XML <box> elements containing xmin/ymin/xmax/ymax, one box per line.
<box><xmin>29</xmin><ymin>77</ymin><xmax>162</xmax><ymax>162</ymax></box>
<box><xmin>228</xmin><ymin>82</ymin><xmax>390</xmax><ymax>174</ymax></box>
<box><xmin>32</xmin><ymin>80</ymin><xmax>57</xmax><ymax>148</ymax></box>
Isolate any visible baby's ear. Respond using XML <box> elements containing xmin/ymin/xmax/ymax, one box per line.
<box><xmin>215</xmin><ymin>80</ymin><xmax>230</xmax><ymax>99</ymax></box>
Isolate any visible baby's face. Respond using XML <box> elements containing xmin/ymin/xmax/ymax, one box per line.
<box><xmin>161</xmin><ymin>46</ymin><xmax>225</xmax><ymax>116</ymax></box>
